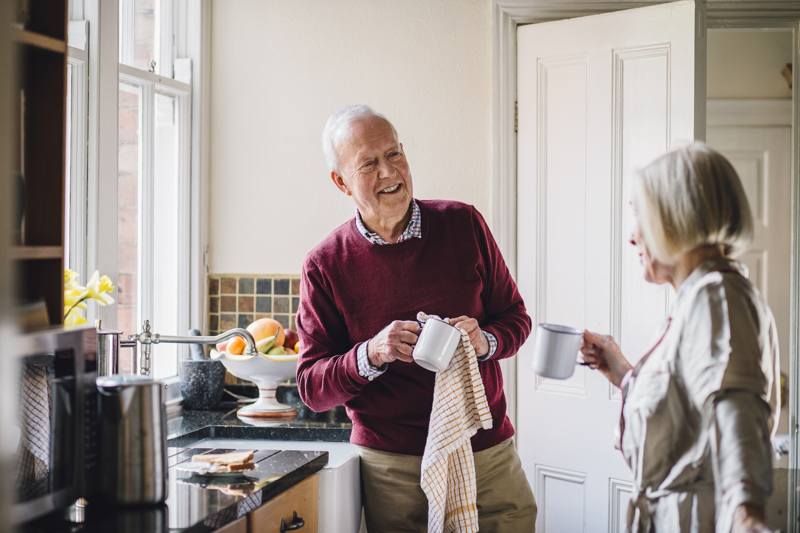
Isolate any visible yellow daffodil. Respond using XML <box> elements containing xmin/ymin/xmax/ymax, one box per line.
<box><xmin>64</xmin><ymin>268</ymin><xmax>81</xmax><ymax>290</ymax></box>
<box><xmin>64</xmin><ymin>269</ymin><xmax>116</xmax><ymax>329</ymax></box>
<box><xmin>65</xmin><ymin>311</ymin><xmax>88</xmax><ymax>327</ymax></box>
<box><xmin>85</xmin><ymin>270</ymin><xmax>115</xmax><ymax>306</ymax></box>
<box><xmin>64</xmin><ymin>287</ymin><xmax>88</xmax><ymax>308</ymax></box>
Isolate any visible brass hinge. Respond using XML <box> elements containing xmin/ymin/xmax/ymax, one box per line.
<box><xmin>514</xmin><ymin>100</ymin><xmax>519</xmax><ymax>133</ymax></box>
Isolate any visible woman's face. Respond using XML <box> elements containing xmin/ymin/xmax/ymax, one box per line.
<box><xmin>629</xmin><ymin>223</ymin><xmax>673</xmax><ymax>285</ymax></box>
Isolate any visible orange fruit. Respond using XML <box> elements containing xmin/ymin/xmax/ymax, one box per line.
<box><xmin>227</xmin><ymin>336</ymin><xmax>246</xmax><ymax>355</ymax></box>
<box><xmin>294</xmin><ymin>341</ymin><xmax>301</xmax><ymax>353</ymax></box>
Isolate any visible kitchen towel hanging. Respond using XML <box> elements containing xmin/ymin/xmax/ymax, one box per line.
<box><xmin>420</xmin><ymin>329</ymin><xmax>493</xmax><ymax>533</ymax></box>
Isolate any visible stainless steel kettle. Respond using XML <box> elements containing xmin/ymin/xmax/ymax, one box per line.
<box><xmin>96</xmin><ymin>375</ymin><xmax>168</xmax><ymax>505</ymax></box>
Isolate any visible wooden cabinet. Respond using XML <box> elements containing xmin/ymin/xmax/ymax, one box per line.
<box><xmin>248</xmin><ymin>474</ymin><xmax>319</xmax><ymax>533</ymax></box>
<box><xmin>10</xmin><ymin>0</ymin><xmax>68</xmax><ymax>329</ymax></box>
<box><xmin>216</xmin><ymin>516</ymin><xmax>248</xmax><ymax>533</ymax></box>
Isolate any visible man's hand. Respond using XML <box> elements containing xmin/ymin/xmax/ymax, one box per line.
<box><xmin>449</xmin><ymin>316</ymin><xmax>489</xmax><ymax>357</ymax></box>
<box><xmin>367</xmin><ymin>320</ymin><xmax>421</xmax><ymax>367</ymax></box>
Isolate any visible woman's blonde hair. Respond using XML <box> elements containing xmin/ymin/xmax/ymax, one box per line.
<box><xmin>631</xmin><ymin>142</ymin><xmax>754</xmax><ymax>264</ymax></box>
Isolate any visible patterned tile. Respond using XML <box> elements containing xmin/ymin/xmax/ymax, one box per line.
<box><xmin>208</xmin><ymin>273</ymin><xmax>303</xmax><ymax>387</ymax></box>
<box><xmin>274</xmin><ymin>279</ymin><xmax>290</xmax><ymax>295</ymax></box>
<box><xmin>238</xmin><ymin>278</ymin><xmax>254</xmax><ymax>294</ymax></box>
<box><xmin>220</xmin><ymin>314</ymin><xmax>236</xmax><ymax>331</ymax></box>
<box><xmin>274</xmin><ymin>315</ymin><xmax>289</xmax><ymax>328</ymax></box>
<box><xmin>274</xmin><ymin>297</ymin><xmax>290</xmax><ymax>314</ymax></box>
<box><xmin>221</xmin><ymin>278</ymin><xmax>237</xmax><ymax>294</ymax></box>
<box><xmin>238</xmin><ymin>314</ymin><xmax>252</xmax><ymax>329</ymax></box>
<box><xmin>220</xmin><ymin>296</ymin><xmax>236</xmax><ymax>313</ymax></box>
<box><xmin>256</xmin><ymin>296</ymin><xmax>271</xmax><ymax>313</ymax></box>
<box><xmin>256</xmin><ymin>279</ymin><xmax>272</xmax><ymax>295</ymax></box>
<box><xmin>238</xmin><ymin>296</ymin><xmax>254</xmax><ymax>313</ymax></box>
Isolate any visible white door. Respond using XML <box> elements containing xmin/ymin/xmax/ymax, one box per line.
<box><xmin>516</xmin><ymin>2</ymin><xmax>706</xmax><ymax>531</ymax></box>
<box><xmin>707</xmin><ymin>99</ymin><xmax>793</xmax><ymax>440</ymax></box>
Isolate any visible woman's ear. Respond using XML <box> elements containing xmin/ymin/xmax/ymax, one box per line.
<box><xmin>330</xmin><ymin>171</ymin><xmax>351</xmax><ymax>196</ymax></box>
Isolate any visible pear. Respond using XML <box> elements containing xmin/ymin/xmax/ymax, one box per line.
<box><xmin>267</xmin><ymin>345</ymin><xmax>286</xmax><ymax>356</ymax></box>
<box><xmin>255</xmin><ymin>333</ymin><xmax>279</xmax><ymax>354</ymax></box>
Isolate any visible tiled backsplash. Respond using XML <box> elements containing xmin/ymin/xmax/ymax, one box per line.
<box><xmin>208</xmin><ymin>274</ymin><xmax>300</xmax><ymax>336</ymax></box>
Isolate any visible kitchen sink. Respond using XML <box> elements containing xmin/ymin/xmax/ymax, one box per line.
<box><xmin>189</xmin><ymin>438</ymin><xmax>362</xmax><ymax>533</ymax></box>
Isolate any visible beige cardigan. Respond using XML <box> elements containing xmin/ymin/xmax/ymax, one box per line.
<box><xmin>621</xmin><ymin>258</ymin><xmax>780</xmax><ymax>533</ymax></box>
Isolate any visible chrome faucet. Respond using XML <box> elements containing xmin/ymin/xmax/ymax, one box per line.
<box><xmin>98</xmin><ymin>320</ymin><xmax>258</xmax><ymax>376</ymax></box>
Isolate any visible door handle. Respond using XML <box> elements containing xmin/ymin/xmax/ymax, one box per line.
<box><xmin>280</xmin><ymin>511</ymin><xmax>305</xmax><ymax>531</ymax></box>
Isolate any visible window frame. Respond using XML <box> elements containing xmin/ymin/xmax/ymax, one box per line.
<box><xmin>66</xmin><ymin>0</ymin><xmax>204</xmax><ymax>403</ymax></box>
<box><xmin>118</xmin><ymin>63</ymin><xmax>192</xmax><ymax>387</ymax></box>
<box><xmin>65</xmin><ymin>41</ymin><xmax>89</xmax><ymax>280</ymax></box>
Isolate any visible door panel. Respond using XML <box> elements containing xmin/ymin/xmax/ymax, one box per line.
<box><xmin>516</xmin><ymin>2</ymin><xmax>705</xmax><ymax>531</ymax></box>
<box><xmin>707</xmin><ymin>113</ymin><xmax>792</xmax><ymax>437</ymax></box>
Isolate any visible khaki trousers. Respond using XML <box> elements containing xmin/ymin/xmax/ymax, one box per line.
<box><xmin>360</xmin><ymin>438</ymin><xmax>537</xmax><ymax>532</ymax></box>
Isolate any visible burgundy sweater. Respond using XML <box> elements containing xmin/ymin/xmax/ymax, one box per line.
<box><xmin>296</xmin><ymin>200</ymin><xmax>531</xmax><ymax>455</ymax></box>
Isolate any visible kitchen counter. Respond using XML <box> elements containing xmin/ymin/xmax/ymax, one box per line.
<box><xmin>168</xmin><ymin>407</ymin><xmax>352</xmax><ymax>446</ymax></box>
<box><xmin>21</xmin><ymin>406</ymin><xmax>352</xmax><ymax>533</ymax></box>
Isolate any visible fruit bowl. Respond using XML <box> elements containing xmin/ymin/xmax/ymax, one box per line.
<box><xmin>210</xmin><ymin>349</ymin><xmax>298</xmax><ymax>418</ymax></box>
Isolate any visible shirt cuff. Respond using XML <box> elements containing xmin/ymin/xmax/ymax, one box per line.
<box><xmin>357</xmin><ymin>341</ymin><xmax>387</xmax><ymax>380</ymax></box>
<box><xmin>478</xmin><ymin>330</ymin><xmax>497</xmax><ymax>361</ymax></box>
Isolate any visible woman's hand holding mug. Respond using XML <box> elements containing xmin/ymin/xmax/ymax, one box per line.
<box><xmin>580</xmin><ymin>330</ymin><xmax>632</xmax><ymax>388</ymax></box>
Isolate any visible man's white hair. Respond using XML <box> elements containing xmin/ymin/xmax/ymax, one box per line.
<box><xmin>321</xmin><ymin>105</ymin><xmax>397</xmax><ymax>173</ymax></box>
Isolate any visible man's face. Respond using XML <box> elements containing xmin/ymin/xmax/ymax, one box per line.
<box><xmin>331</xmin><ymin>116</ymin><xmax>413</xmax><ymax>223</ymax></box>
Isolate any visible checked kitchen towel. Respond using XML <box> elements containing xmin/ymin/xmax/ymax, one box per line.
<box><xmin>420</xmin><ymin>330</ymin><xmax>493</xmax><ymax>533</ymax></box>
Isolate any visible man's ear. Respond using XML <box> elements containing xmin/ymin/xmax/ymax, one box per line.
<box><xmin>330</xmin><ymin>171</ymin><xmax>351</xmax><ymax>196</ymax></box>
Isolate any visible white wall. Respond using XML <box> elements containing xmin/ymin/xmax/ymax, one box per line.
<box><xmin>707</xmin><ymin>30</ymin><xmax>793</xmax><ymax>99</ymax></box>
<box><xmin>209</xmin><ymin>0</ymin><xmax>491</xmax><ymax>274</ymax></box>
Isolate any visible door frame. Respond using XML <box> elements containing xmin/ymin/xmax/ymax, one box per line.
<box><xmin>493</xmin><ymin>0</ymin><xmax>800</xmax><ymax>528</ymax></box>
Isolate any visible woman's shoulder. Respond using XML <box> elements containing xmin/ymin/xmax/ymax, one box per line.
<box><xmin>676</xmin><ymin>265</ymin><xmax>778</xmax><ymax>404</ymax></box>
<box><xmin>680</xmin><ymin>263</ymin><xmax>763</xmax><ymax>322</ymax></box>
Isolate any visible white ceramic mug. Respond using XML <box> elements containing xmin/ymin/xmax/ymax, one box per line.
<box><xmin>413</xmin><ymin>317</ymin><xmax>462</xmax><ymax>372</ymax></box>
<box><xmin>531</xmin><ymin>323</ymin><xmax>582</xmax><ymax>379</ymax></box>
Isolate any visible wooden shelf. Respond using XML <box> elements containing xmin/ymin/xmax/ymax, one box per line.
<box><xmin>9</xmin><ymin>1</ymin><xmax>68</xmax><ymax>328</ymax></box>
<box><xmin>12</xmin><ymin>27</ymin><xmax>66</xmax><ymax>54</ymax></box>
<box><xmin>10</xmin><ymin>246</ymin><xmax>64</xmax><ymax>260</ymax></box>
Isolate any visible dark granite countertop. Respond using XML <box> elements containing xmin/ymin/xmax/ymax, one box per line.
<box><xmin>167</xmin><ymin>406</ymin><xmax>352</xmax><ymax>447</ymax></box>
<box><xmin>22</xmin><ymin>446</ymin><xmax>327</xmax><ymax>533</ymax></box>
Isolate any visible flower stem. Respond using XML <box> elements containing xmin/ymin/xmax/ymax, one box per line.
<box><xmin>64</xmin><ymin>296</ymin><xmax>89</xmax><ymax>319</ymax></box>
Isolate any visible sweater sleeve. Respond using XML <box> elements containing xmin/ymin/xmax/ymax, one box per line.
<box><xmin>295</xmin><ymin>256</ymin><xmax>371</xmax><ymax>412</ymax></box>
<box><xmin>470</xmin><ymin>206</ymin><xmax>532</xmax><ymax>360</ymax></box>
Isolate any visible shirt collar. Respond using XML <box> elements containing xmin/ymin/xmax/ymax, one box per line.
<box><xmin>673</xmin><ymin>256</ymin><xmax>747</xmax><ymax>305</ymax></box>
<box><xmin>355</xmin><ymin>199</ymin><xmax>422</xmax><ymax>245</ymax></box>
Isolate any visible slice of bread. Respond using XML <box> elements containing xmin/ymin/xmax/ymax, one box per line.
<box><xmin>224</xmin><ymin>461</ymin><xmax>256</xmax><ymax>472</ymax></box>
<box><xmin>192</xmin><ymin>450</ymin><xmax>255</xmax><ymax>466</ymax></box>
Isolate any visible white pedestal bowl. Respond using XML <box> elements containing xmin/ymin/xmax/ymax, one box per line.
<box><xmin>210</xmin><ymin>349</ymin><xmax>298</xmax><ymax>418</ymax></box>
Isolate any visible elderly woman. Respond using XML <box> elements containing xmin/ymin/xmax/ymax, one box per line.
<box><xmin>581</xmin><ymin>142</ymin><xmax>780</xmax><ymax>533</ymax></box>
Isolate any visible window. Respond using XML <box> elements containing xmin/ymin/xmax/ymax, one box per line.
<box><xmin>63</xmin><ymin>0</ymin><xmax>199</xmax><ymax>387</ymax></box>
<box><xmin>65</xmin><ymin>22</ymin><xmax>89</xmax><ymax>279</ymax></box>
<box><xmin>118</xmin><ymin>0</ymin><xmax>192</xmax><ymax>379</ymax></box>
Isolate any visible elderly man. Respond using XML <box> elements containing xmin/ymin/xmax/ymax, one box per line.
<box><xmin>296</xmin><ymin>105</ymin><xmax>536</xmax><ymax>532</ymax></box>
